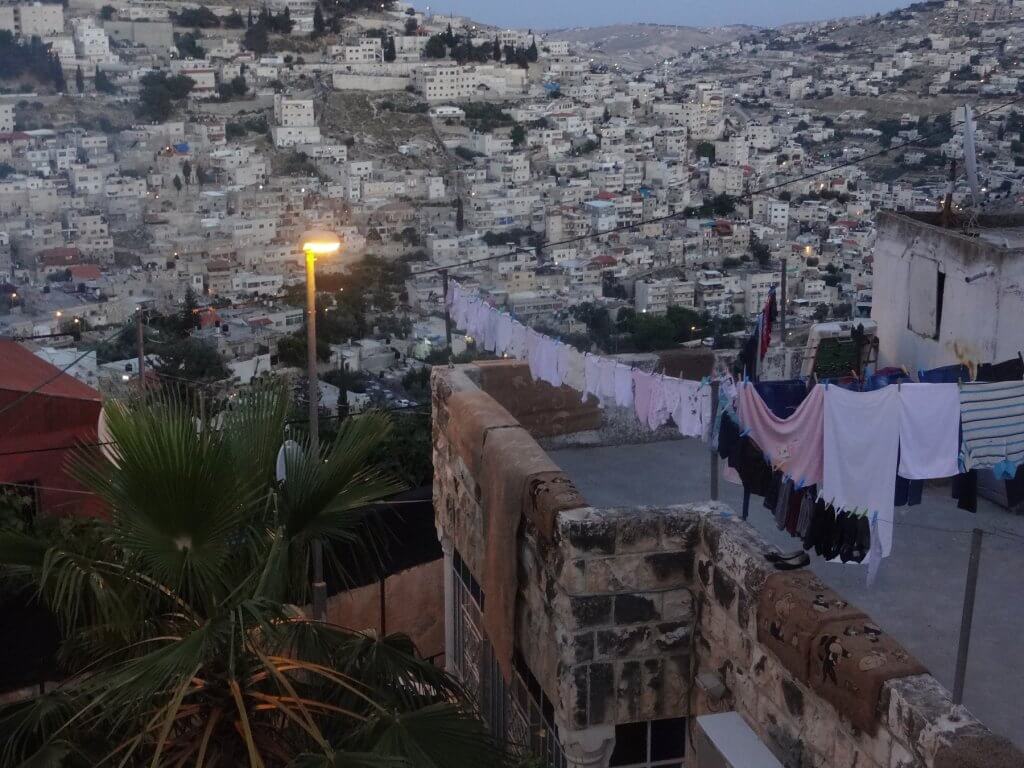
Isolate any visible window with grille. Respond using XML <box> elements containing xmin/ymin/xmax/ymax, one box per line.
<box><xmin>609</xmin><ymin>718</ymin><xmax>687</xmax><ymax>768</ymax></box>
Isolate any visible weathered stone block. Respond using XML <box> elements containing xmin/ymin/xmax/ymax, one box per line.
<box><xmin>614</xmin><ymin>593</ymin><xmax>662</xmax><ymax>624</ymax></box>
<box><xmin>661</xmin><ymin>589</ymin><xmax>694</xmax><ymax>622</ymax></box>
<box><xmin>584</xmin><ymin>555</ymin><xmax>642</xmax><ymax>594</ymax></box>
<box><xmin>661</xmin><ymin>510</ymin><xmax>701</xmax><ymax>549</ymax></box>
<box><xmin>616</xmin><ymin>512</ymin><xmax>661</xmax><ymax>554</ymax></box>
<box><xmin>573</xmin><ymin>632</ymin><xmax>595</xmax><ymax>663</ymax></box>
<box><xmin>616</xmin><ymin>660</ymin><xmax>642</xmax><ymax>722</ymax></box>
<box><xmin>588</xmin><ymin>662</ymin><xmax>615</xmax><ymax>725</ymax></box>
<box><xmin>596</xmin><ymin>625</ymin><xmax>653</xmax><ymax>660</ymax></box>
<box><xmin>570</xmin><ymin>596</ymin><xmax>612</xmax><ymax>628</ymax></box>
<box><xmin>654</xmin><ymin>621</ymin><xmax>691</xmax><ymax>653</ymax></box>
<box><xmin>640</xmin><ymin>657</ymin><xmax>664</xmax><ymax>720</ymax></box>
<box><xmin>564</xmin><ymin>516</ymin><xmax>617</xmax><ymax>556</ymax></box>
<box><xmin>644</xmin><ymin>550</ymin><xmax>695</xmax><ymax>584</ymax></box>
<box><xmin>662</xmin><ymin>653</ymin><xmax>691</xmax><ymax>714</ymax></box>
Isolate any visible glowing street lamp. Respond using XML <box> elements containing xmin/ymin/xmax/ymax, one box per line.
<box><xmin>301</xmin><ymin>229</ymin><xmax>342</xmax><ymax>622</ymax></box>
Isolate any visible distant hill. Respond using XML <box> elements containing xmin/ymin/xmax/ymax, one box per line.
<box><xmin>553</xmin><ymin>23</ymin><xmax>757</xmax><ymax>69</ymax></box>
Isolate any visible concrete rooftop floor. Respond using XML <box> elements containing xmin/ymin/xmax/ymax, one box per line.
<box><xmin>549</xmin><ymin>439</ymin><xmax>1024</xmax><ymax>750</ymax></box>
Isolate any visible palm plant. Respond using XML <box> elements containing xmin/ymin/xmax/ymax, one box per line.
<box><xmin>0</xmin><ymin>384</ymin><xmax>502</xmax><ymax>767</ymax></box>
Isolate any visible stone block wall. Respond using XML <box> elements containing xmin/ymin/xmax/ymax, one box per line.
<box><xmin>430</xmin><ymin>366</ymin><xmax>1023</xmax><ymax>768</ymax></box>
<box><xmin>687</xmin><ymin>511</ymin><xmax>1022</xmax><ymax>768</ymax></box>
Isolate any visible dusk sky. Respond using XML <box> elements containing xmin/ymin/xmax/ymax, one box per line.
<box><xmin>426</xmin><ymin>1</ymin><xmax>917</xmax><ymax>30</ymax></box>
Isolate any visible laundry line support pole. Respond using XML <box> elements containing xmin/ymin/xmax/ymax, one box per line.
<box><xmin>741</xmin><ymin>490</ymin><xmax>751</xmax><ymax>521</ymax></box>
<box><xmin>952</xmin><ymin>527</ymin><xmax>984</xmax><ymax>706</ymax></box>
<box><xmin>709</xmin><ymin>380</ymin><xmax>720</xmax><ymax>501</ymax></box>
<box><xmin>441</xmin><ymin>269</ymin><xmax>452</xmax><ymax>352</ymax></box>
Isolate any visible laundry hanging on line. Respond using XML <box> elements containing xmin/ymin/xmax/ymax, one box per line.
<box><xmin>447</xmin><ymin>280</ymin><xmax>713</xmax><ymax>440</ymax></box>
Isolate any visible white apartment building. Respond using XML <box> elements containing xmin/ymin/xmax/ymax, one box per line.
<box><xmin>744</xmin><ymin>272</ymin><xmax>778</xmax><ymax>315</ymax></box>
<box><xmin>635</xmin><ymin>278</ymin><xmax>696</xmax><ymax>314</ymax></box>
<box><xmin>230</xmin><ymin>272</ymin><xmax>284</xmax><ymax>296</ymax></box>
<box><xmin>73</xmin><ymin>20</ymin><xmax>110</xmax><ymax>59</ymax></box>
<box><xmin>341</xmin><ymin>37</ymin><xmax>382</xmax><ymax>63</ymax></box>
<box><xmin>227</xmin><ymin>216</ymin><xmax>277</xmax><ymax>245</ymax></box>
<box><xmin>271</xmin><ymin>95</ymin><xmax>321</xmax><ymax>147</ymax></box>
<box><xmin>0</xmin><ymin>103</ymin><xmax>13</xmax><ymax>133</ymax></box>
<box><xmin>708</xmin><ymin>165</ymin><xmax>747</xmax><ymax>197</ymax></box>
<box><xmin>69</xmin><ymin>165</ymin><xmax>105</xmax><ymax>194</ymax></box>
<box><xmin>0</xmin><ymin>3</ymin><xmax>65</xmax><ymax>36</ymax></box>
<box><xmin>414</xmin><ymin>64</ymin><xmax>479</xmax><ymax>102</ymax></box>
<box><xmin>768</xmin><ymin>200</ymin><xmax>790</xmax><ymax>231</ymax></box>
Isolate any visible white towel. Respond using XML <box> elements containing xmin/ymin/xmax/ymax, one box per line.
<box><xmin>558</xmin><ymin>345</ymin><xmax>586</xmax><ymax>392</ymax></box>
<box><xmin>897</xmin><ymin>383</ymin><xmax>960</xmax><ymax>479</ymax></box>
<box><xmin>613</xmin><ymin>363</ymin><xmax>634</xmax><ymax>408</ymax></box>
<box><xmin>823</xmin><ymin>385</ymin><xmax>900</xmax><ymax>558</ymax></box>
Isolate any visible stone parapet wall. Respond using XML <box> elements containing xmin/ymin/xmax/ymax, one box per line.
<box><xmin>430</xmin><ymin>366</ymin><xmax>1022</xmax><ymax>767</ymax></box>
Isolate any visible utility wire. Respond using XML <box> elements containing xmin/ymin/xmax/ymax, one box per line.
<box><xmin>411</xmin><ymin>93</ymin><xmax>1024</xmax><ymax>279</ymax></box>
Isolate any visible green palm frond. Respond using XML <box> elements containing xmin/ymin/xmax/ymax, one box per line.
<box><xmin>289</xmin><ymin>752</ymin><xmax>406</xmax><ymax>768</ymax></box>
<box><xmin>0</xmin><ymin>692</ymin><xmax>75</xmax><ymax>768</ymax></box>
<box><xmin>279</xmin><ymin>411</ymin><xmax>404</xmax><ymax>540</ymax></box>
<box><xmin>221</xmin><ymin>381</ymin><xmax>292</xmax><ymax>495</ymax></box>
<box><xmin>68</xmin><ymin>396</ymin><xmax>264</xmax><ymax>609</ymax></box>
<box><xmin>362</xmin><ymin>703</ymin><xmax>506</xmax><ymax>768</ymax></box>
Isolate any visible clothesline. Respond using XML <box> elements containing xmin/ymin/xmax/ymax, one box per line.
<box><xmin>447</xmin><ymin>280</ymin><xmax>719</xmax><ymax>441</ymax></box>
<box><xmin>723</xmin><ymin>364</ymin><xmax>1024</xmax><ymax>578</ymax></box>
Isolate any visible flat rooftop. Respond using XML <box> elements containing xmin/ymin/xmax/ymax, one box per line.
<box><xmin>550</xmin><ymin>438</ymin><xmax>1024</xmax><ymax>750</ymax></box>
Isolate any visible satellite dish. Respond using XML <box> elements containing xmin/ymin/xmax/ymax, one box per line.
<box><xmin>963</xmin><ymin>104</ymin><xmax>980</xmax><ymax>201</ymax></box>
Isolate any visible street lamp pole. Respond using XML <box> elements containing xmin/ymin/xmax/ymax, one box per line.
<box><xmin>304</xmin><ymin>246</ymin><xmax>327</xmax><ymax>622</ymax></box>
<box><xmin>301</xmin><ymin>230</ymin><xmax>341</xmax><ymax>623</ymax></box>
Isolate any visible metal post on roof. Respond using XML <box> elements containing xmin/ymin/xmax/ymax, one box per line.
<box><xmin>442</xmin><ymin>268</ymin><xmax>452</xmax><ymax>353</ymax></box>
<box><xmin>952</xmin><ymin>528</ymin><xmax>984</xmax><ymax>705</ymax></box>
<box><xmin>709</xmin><ymin>380</ymin><xmax>720</xmax><ymax>502</ymax></box>
<box><xmin>780</xmin><ymin>257</ymin><xmax>787</xmax><ymax>346</ymax></box>
<box><xmin>136</xmin><ymin>308</ymin><xmax>145</xmax><ymax>396</ymax></box>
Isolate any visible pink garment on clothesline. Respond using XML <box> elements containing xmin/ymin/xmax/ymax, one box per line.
<box><xmin>736</xmin><ymin>382</ymin><xmax>825</xmax><ymax>487</ymax></box>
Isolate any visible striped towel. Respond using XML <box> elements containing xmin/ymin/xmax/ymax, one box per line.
<box><xmin>959</xmin><ymin>381</ymin><xmax>1024</xmax><ymax>472</ymax></box>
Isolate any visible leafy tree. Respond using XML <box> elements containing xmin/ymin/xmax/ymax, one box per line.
<box><xmin>175</xmin><ymin>31</ymin><xmax>205</xmax><ymax>59</ymax></box>
<box><xmin>52</xmin><ymin>59</ymin><xmax>65</xmax><ymax>92</ymax></box>
<box><xmin>526</xmin><ymin>38</ymin><xmax>538</xmax><ymax>62</ymax></box>
<box><xmin>312</xmin><ymin>4</ymin><xmax>326</xmax><ymax>36</ymax></box>
<box><xmin>455</xmin><ymin>196</ymin><xmax>464</xmax><ymax>231</ymax></box>
<box><xmin>404</xmin><ymin>15</ymin><xmax>417</xmax><ymax>34</ymax></box>
<box><xmin>384</xmin><ymin>35</ymin><xmax>396</xmax><ymax>62</ymax></box>
<box><xmin>171</xmin><ymin>5</ymin><xmax>220</xmax><ymax>27</ymax></box>
<box><xmin>510</xmin><ymin>122</ymin><xmax>527</xmax><ymax>148</ymax></box>
<box><xmin>230</xmin><ymin>73</ymin><xmax>247</xmax><ymax>95</ymax></box>
<box><xmin>751</xmin><ymin>234</ymin><xmax>772</xmax><ymax>267</ymax></box>
<box><xmin>74</xmin><ymin>65</ymin><xmax>84</xmax><ymax>93</ymax></box>
<box><xmin>172</xmin><ymin>174</ymin><xmax>183</xmax><ymax>195</ymax></box>
<box><xmin>0</xmin><ymin>32</ymin><xmax>66</xmax><ymax>91</ymax></box>
<box><xmin>492</xmin><ymin>35</ymin><xmax>501</xmax><ymax>61</ymax></box>
<box><xmin>0</xmin><ymin>386</ymin><xmax>502</xmax><ymax>767</ymax></box>
<box><xmin>154</xmin><ymin>336</ymin><xmax>229</xmax><ymax>382</ymax></box>
<box><xmin>278</xmin><ymin>7</ymin><xmax>294</xmax><ymax>33</ymax></box>
<box><xmin>695</xmin><ymin>141</ymin><xmax>715</xmax><ymax>160</ymax></box>
<box><xmin>166</xmin><ymin>73</ymin><xmax>195</xmax><ymax>99</ymax></box>
<box><xmin>424</xmin><ymin>33</ymin><xmax>446</xmax><ymax>58</ymax></box>
<box><xmin>243</xmin><ymin>22</ymin><xmax>270</xmax><ymax>56</ymax></box>
<box><xmin>182</xmin><ymin>160</ymin><xmax>192</xmax><ymax>184</ymax></box>
<box><xmin>711</xmin><ymin>192</ymin><xmax>735</xmax><ymax>217</ymax></box>
<box><xmin>277</xmin><ymin>330</ymin><xmax>330</xmax><ymax>367</ymax></box>
<box><xmin>99</xmin><ymin>4</ymin><xmax>116</xmax><ymax>20</ymax></box>
<box><xmin>223</xmin><ymin>9</ymin><xmax>245</xmax><ymax>28</ymax></box>
<box><xmin>94</xmin><ymin>67</ymin><xmax>116</xmax><ymax>94</ymax></box>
